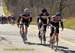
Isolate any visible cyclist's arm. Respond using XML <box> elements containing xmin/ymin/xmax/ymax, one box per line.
<box><xmin>48</xmin><ymin>16</ymin><xmax>51</xmax><ymax>25</ymax></box>
<box><xmin>37</xmin><ymin>16</ymin><xmax>40</xmax><ymax>23</ymax></box>
<box><xmin>29</xmin><ymin>13</ymin><xmax>32</xmax><ymax>23</ymax></box>
<box><xmin>37</xmin><ymin>13</ymin><xmax>42</xmax><ymax>23</ymax></box>
<box><xmin>60</xmin><ymin>18</ymin><xmax>64</xmax><ymax>30</ymax></box>
<box><xmin>17</xmin><ymin>16</ymin><xmax>21</xmax><ymax>24</ymax></box>
<box><xmin>29</xmin><ymin>17</ymin><xmax>32</xmax><ymax>23</ymax></box>
<box><xmin>46</xmin><ymin>12</ymin><xmax>51</xmax><ymax>25</ymax></box>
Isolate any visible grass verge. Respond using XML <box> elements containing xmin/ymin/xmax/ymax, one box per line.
<box><xmin>63</xmin><ymin>18</ymin><xmax>75</xmax><ymax>30</ymax></box>
<box><xmin>30</xmin><ymin>17</ymin><xmax>37</xmax><ymax>25</ymax></box>
<box><xmin>31</xmin><ymin>18</ymin><xmax>75</xmax><ymax>30</ymax></box>
<box><xmin>3</xmin><ymin>4</ymin><xmax>10</xmax><ymax>16</ymax></box>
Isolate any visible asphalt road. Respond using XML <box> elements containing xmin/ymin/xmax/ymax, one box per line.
<box><xmin>0</xmin><ymin>1</ymin><xmax>75</xmax><ymax>53</ymax></box>
<box><xmin>0</xmin><ymin>24</ymin><xmax>75</xmax><ymax>53</ymax></box>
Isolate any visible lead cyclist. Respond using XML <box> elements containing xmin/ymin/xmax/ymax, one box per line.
<box><xmin>17</xmin><ymin>8</ymin><xmax>32</xmax><ymax>42</ymax></box>
<box><xmin>49</xmin><ymin>12</ymin><xmax>64</xmax><ymax>48</ymax></box>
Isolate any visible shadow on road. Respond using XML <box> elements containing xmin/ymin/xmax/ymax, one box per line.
<box><xmin>24</xmin><ymin>41</ymin><xmax>75</xmax><ymax>53</ymax></box>
<box><xmin>0</xmin><ymin>37</ymin><xmax>8</xmax><ymax>41</ymax></box>
<box><xmin>43</xmin><ymin>44</ymin><xmax>75</xmax><ymax>53</ymax></box>
<box><xmin>58</xmin><ymin>49</ymin><xmax>75</xmax><ymax>53</ymax></box>
<box><xmin>24</xmin><ymin>41</ymin><xmax>69</xmax><ymax>49</ymax></box>
<box><xmin>24</xmin><ymin>42</ymin><xmax>42</xmax><ymax>45</ymax></box>
<box><xmin>0</xmin><ymin>37</ymin><xmax>12</xmax><ymax>44</ymax></box>
<box><xmin>55</xmin><ymin>45</ymin><xmax>69</xmax><ymax>49</ymax></box>
<box><xmin>68</xmin><ymin>50</ymin><xmax>75</xmax><ymax>53</ymax></box>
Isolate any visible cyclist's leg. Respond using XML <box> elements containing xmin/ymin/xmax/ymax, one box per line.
<box><xmin>20</xmin><ymin>24</ymin><xmax>25</xmax><ymax>41</ymax></box>
<box><xmin>24</xmin><ymin>24</ymin><xmax>28</xmax><ymax>34</ymax></box>
<box><xmin>56</xmin><ymin>26</ymin><xmax>59</xmax><ymax>42</ymax></box>
<box><xmin>50</xmin><ymin>26</ymin><xmax>54</xmax><ymax>48</ymax></box>
<box><xmin>43</xmin><ymin>25</ymin><xmax>47</xmax><ymax>42</ymax></box>
<box><xmin>38</xmin><ymin>23</ymin><xmax>43</xmax><ymax>44</ymax></box>
<box><xmin>24</xmin><ymin>23</ymin><xmax>29</xmax><ymax>41</ymax></box>
<box><xmin>55</xmin><ymin>26</ymin><xmax>59</xmax><ymax>50</ymax></box>
<box><xmin>38</xmin><ymin>23</ymin><xmax>42</xmax><ymax>38</ymax></box>
<box><xmin>20</xmin><ymin>24</ymin><xmax>23</xmax><ymax>34</ymax></box>
<box><xmin>50</xmin><ymin>27</ymin><xmax>54</xmax><ymax>40</ymax></box>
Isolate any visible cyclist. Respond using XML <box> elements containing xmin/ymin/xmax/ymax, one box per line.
<box><xmin>49</xmin><ymin>12</ymin><xmax>64</xmax><ymax>43</ymax></box>
<box><xmin>17</xmin><ymin>8</ymin><xmax>32</xmax><ymax>42</ymax></box>
<box><xmin>37</xmin><ymin>8</ymin><xmax>50</xmax><ymax>44</ymax></box>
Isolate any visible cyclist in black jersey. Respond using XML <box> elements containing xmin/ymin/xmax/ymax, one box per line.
<box><xmin>50</xmin><ymin>12</ymin><xmax>64</xmax><ymax>43</ymax></box>
<box><xmin>17</xmin><ymin>8</ymin><xmax>32</xmax><ymax>42</ymax></box>
<box><xmin>37</xmin><ymin>8</ymin><xmax>50</xmax><ymax>43</ymax></box>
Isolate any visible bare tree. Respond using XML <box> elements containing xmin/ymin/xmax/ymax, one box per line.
<box><xmin>4</xmin><ymin>0</ymin><xmax>75</xmax><ymax>17</ymax></box>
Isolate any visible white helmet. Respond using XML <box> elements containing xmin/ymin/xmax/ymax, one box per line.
<box><xmin>24</xmin><ymin>8</ymin><xmax>30</xmax><ymax>12</ymax></box>
<box><xmin>52</xmin><ymin>15</ymin><xmax>56</xmax><ymax>18</ymax></box>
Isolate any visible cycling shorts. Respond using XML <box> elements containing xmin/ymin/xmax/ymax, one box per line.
<box><xmin>51</xmin><ymin>26</ymin><xmax>59</xmax><ymax>34</ymax></box>
<box><xmin>38</xmin><ymin>23</ymin><xmax>47</xmax><ymax>31</ymax></box>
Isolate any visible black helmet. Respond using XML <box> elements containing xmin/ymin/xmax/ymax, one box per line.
<box><xmin>56</xmin><ymin>12</ymin><xmax>61</xmax><ymax>16</ymax></box>
<box><xmin>42</xmin><ymin>8</ymin><xmax>47</xmax><ymax>12</ymax></box>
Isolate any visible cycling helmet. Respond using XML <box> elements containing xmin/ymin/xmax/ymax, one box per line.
<box><xmin>56</xmin><ymin>12</ymin><xmax>61</xmax><ymax>16</ymax></box>
<box><xmin>42</xmin><ymin>8</ymin><xmax>47</xmax><ymax>12</ymax></box>
<box><xmin>24</xmin><ymin>8</ymin><xmax>30</xmax><ymax>12</ymax></box>
<box><xmin>52</xmin><ymin>15</ymin><xmax>56</xmax><ymax>18</ymax></box>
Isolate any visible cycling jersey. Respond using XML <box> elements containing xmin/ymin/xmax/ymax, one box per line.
<box><xmin>37</xmin><ymin>12</ymin><xmax>50</xmax><ymax>31</ymax></box>
<box><xmin>37</xmin><ymin>12</ymin><xmax>50</xmax><ymax>24</ymax></box>
<box><xmin>50</xmin><ymin>15</ymin><xmax>64</xmax><ymax>36</ymax></box>
<box><xmin>17</xmin><ymin>13</ymin><xmax>32</xmax><ymax>27</ymax></box>
<box><xmin>50</xmin><ymin>15</ymin><xmax>63</xmax><ymax>28</ymax></box>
